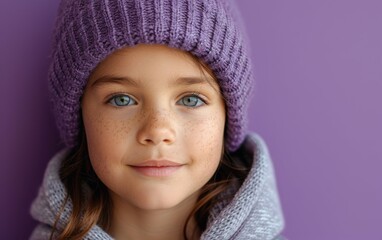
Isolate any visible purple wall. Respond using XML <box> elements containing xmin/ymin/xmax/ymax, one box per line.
<box><xmin>1</xmin><ymin>1</ymin><xmax>381</xmax><ymax>239</ymax></box>
<box><xmin>1</xmin><ymin>0</ymin><xmax>62</xmax><ymax>238</ymax></box>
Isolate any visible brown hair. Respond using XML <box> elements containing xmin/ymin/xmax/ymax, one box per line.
<box><xmin>51</xmin><ymin>53</ymin><xmax>251</xmax><ymax>239</ymax></box>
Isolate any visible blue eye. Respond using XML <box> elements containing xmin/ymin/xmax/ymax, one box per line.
<box><xmin>178</xmin><ymin>94</ymin><xmax>205</xmax><ymax>107</ymax></box>
<box><xmin>109</xmin><ymin>94</ymin><xmax>136</xmax><ymax>106</ymax></box>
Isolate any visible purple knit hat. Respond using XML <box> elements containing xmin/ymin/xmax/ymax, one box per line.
<box><xmin>49</xmin><ymin>0</ymin><xmax>254</xmax><ymax>152</ymax></box>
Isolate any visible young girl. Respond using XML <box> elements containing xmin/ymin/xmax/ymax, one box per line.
<box><xmin>30</xmin><ymin>0</ymin><xmax>285</xmax><ymax>239</ymax></box>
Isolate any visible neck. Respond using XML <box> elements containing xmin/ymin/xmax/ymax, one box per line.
<box><xmin>108</xmin><ymin>193</ymin><xmax>200</xmax><ymax>240</ymax></box>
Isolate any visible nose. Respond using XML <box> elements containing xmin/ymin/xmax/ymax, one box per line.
<box><xmin>136</xmin><ymin>109</ymin><xmax>176</xmax><ymax>146</ymax></box>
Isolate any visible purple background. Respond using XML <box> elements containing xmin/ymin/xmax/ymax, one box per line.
<box><xmin>1</xmin><ymin>1</ymin><xmax>381</xmax><ymax>239</ymax></box>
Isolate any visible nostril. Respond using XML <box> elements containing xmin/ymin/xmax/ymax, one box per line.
<box><xmin>145</xmin><ymin>137</ymin><xmax>172</xmax><ymax>145</ymax></box>
<box><xmin>139</xmin><ymin>134</ymin><xmax>175</xmax><ymax>146</ymax></box>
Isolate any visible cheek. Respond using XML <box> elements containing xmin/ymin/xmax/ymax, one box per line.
<box><xmin>82</xmin><ymin>108</ymin><xmax>135</xmax><ymax>171</ymax></box>
<box><xmin>185</xmin><ymin>109</ymin><xmax>225</xmax><ymax>174</ymax></box>
<box><xmin>84</xmin><ymin>104</ymin><xmax>135</xmax><ymax>143</ymax></box>
<box><xmin>82</xmin><ymin>110</ymin><xmax>139</xmax><ymax>194</ymax></box>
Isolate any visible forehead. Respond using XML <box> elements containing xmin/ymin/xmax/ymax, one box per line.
<box><xmin>88</xmin><ymin>44</ymin><xmax>217</xmax><ymax>87</ymax></box>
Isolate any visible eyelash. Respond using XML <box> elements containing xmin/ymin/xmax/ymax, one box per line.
<box><xmin>177</xmin><ymin>93</ymin><xmax>206</xmax><ymax>108</ymax></box>
<box><xmin>107</xmin><ymin>93</ymin><xmax>137</xmax><ymax>107</ymax></box>
<box><xmin>106</xmin><ymin>92</ymin><xmax>207</xmax><ymax>108</ymax></box>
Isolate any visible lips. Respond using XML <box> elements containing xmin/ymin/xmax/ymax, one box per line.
<box><xmin>132</xmin><ymin>160</ymin><xmax>183</xmax><ymax>167</ymax></box>
<box><xmin>129</xmin><ymin>160</ymin><xmax>184</xmax><ymax>177</ymax></box>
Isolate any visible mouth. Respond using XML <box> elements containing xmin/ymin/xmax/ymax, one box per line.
<box><xmin>132</xmin><ymin>160</ymin><xmax>183</xmax><ymax>167</ymax></box>
<box><xmin>129</xmin><ymin>160</ymin><xmax>184</xmax><ymax>177</ymax></box>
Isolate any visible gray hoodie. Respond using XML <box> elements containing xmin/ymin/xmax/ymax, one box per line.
<box><xmin>30</xmin><ymin>133</ymin><xmax>285</xmax><ymax>239</ymax></box>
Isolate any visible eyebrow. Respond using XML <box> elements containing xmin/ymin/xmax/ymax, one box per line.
<box><xmin>172</xmin><ymin>77</ymin><xmax>211</xmax><ymax>86</ymax></box>
<box><xmin>90</xmin><ymin>75</ymin><xmax>211</xmax><ymax>88</ymax></box>
<box><xmin>91</xmin><ymin>75</ymin><xmax>139</xmax><ymax>88</ymax></box>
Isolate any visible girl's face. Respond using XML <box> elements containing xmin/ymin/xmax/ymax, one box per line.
<box><xmin>82</xmin><ymin>44</ymin><xmax>226</xmax><ymax>211</ymax></box>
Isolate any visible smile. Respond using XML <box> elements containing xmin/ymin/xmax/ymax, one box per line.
<box><xmin>129</xmin><ymin>160</ymin><xmax>184</xmax><ymax>177</ymax></box>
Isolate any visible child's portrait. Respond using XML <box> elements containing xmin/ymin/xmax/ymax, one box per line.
<box><xmin>27</xmin><ymin>1</ymin><xmax>285</xmax><ymax>239</ymax></box>
<box><xmin>1</xmin><ymin>0</ymin><xmax>381</xmax><ymax>239</ymax></box>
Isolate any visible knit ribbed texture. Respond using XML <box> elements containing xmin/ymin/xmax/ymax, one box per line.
<box><xmin>201</xmin><ymin>134</ymin><xmax>285</xmax><ymax>239</ymax></box>
<box><xmin>49</xmin><ymin>0</ymin><xmax>254</xmax><ymax>152</ymax></box>
<box><xmin>30</xmin><ymin>133</ymin><xmax>285</xmax><ymax>239</ymax></box>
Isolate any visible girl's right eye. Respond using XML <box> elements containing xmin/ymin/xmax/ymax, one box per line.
<box><xmin>108</xmin><ymin>94</ymin><xmax>136</xmax><ymax>107</ymax></box>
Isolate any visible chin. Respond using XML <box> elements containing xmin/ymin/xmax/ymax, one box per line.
<box><xmin>127</xmin><ymin>190</ymin><xmax>199</xmax><ymax>212</ymax></box>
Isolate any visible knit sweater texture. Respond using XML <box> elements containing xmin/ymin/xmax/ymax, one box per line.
<box><xmin>30</xmin><ymin>133</ymin><xmax>285</xmax><ymax>239</ymax></box>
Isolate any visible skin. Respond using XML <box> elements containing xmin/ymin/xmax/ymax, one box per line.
<box><xmin>81</xmin><ymin>44</ymin><xmax>226</xmax><ymax>240</ymax></box>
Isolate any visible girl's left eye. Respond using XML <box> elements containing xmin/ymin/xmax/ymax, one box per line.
<box><xmin>108</xmin><ymin>94</ymin><xmax>136</xmax><ymax>107</ymax></box>
<box><xmin>177</xmin><ymin>94</ymin><xmax>205</xmax><ymax>107</ymax></box>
